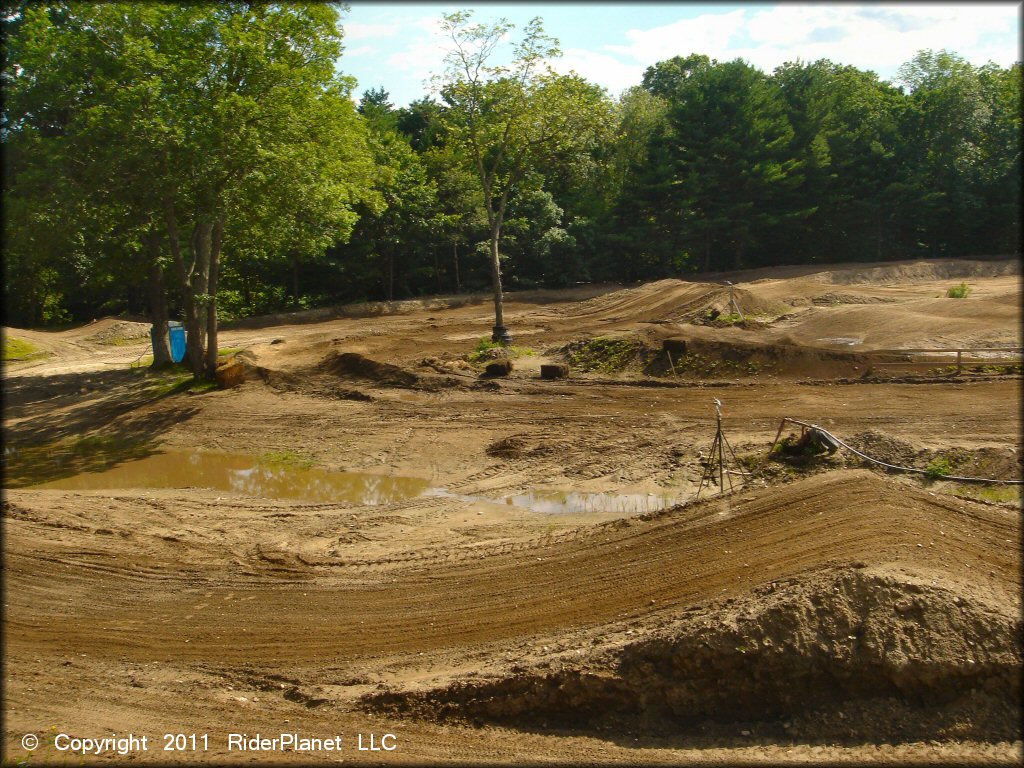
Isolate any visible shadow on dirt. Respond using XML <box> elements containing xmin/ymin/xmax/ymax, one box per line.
<box><xmin>3</xmin><ymin>367</ymin><xmax>201</xmax><ymax>487</ymax></box>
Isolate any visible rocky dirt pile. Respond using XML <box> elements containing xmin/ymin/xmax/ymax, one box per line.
<box><xmin>85</xmin><ymin>320</ymin><xmax>151</xmax><ymax>345</ymax></box>
<box><xmin>822</xmin><ymin>258</ymin><xmax>1020</xmax><ymax>285</ymax></box>
<box><xmin>366</xmin><ymin>566</ymin><xmax>1021</xmax><ymax>742</ymax></box>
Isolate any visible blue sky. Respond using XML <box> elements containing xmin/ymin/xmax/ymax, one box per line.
<box><xmin>337</xmin><ymin>2</ymin><xmax>1021</xmax><ymax>105</ymax></box>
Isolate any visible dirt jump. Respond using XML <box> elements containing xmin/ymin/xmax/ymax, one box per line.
<box><xmin>3</xmin><ymin>258</ymin><xmax>1021</xmax><ymax>764</ymax></box>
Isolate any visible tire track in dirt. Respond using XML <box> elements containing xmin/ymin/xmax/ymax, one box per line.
<box><xmin>7</xmin><ymin>471</ymin><xmax>1018</xmax><ymax>667</ymax></box>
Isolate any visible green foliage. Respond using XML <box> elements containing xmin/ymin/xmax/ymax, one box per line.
<box><xmin>946</xmin><ymin>282</ymin><xmax>972</xmax><ymax>298</ymax></box>
<box><xmin>925</xmin><ymin>456</ymin><xmax>953</xmax><ymax>479</ymax></box>
<box><xmin>466</xmin><ymin>337</ymin><xmax>535</xmax><ymax>363</ymax></box>
<box><xmin>437</xmin><ymin>11</ymin><xmax>615</xmax><ymax>327</ymax></box>
<box><xmin>2</xmin><ymin>3</ymin><xmax>1020</xmax><ymax>330</ymax></box>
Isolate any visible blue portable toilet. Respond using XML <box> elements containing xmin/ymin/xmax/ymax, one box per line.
<box><xmin>168</xmin><ymin>321</ymin><xmax>186</xmax><ymax>363</ymax></box>
<box><xmin>151</xmin><ymin>321</ymin><xmax>187</xmax><ymax>363</ymax></box>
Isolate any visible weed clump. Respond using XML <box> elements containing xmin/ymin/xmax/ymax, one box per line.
<box><xmin>467</xmin><ymin>337</ymin><xmax>535</xmax><ymax>364</ymax></box>
<box><xmin>925</xmin><ymin>456</ymin><xmax>953</xmax><ymax>479</ymax></box>
<box><xmin>946</xmin><ymin>282</ymin><xmax>972</xmax><ymax>299</ymax></box>
<box><xmin>261</xmin><ymin>449</ymin><xmax>315</xmax><ymax>469</ymax></box>
<box><xmin>565</xmin><ymin>336</ymin><xmax>646</xmax><ymax>373</ymax></box>
<box><xmin>670</xmin><ymin>352</ymin><xmax>760</xmax><ymax>377</ymax></box>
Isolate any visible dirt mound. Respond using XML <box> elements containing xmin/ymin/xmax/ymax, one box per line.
<box><xmin>565</xmin><ymin>280</ymin><xmax>722</xmax><ymax>323</ymax></box>
<box><xmin>319</xmin><ymin>351</ymin><xmax>420</xmax><ymax>387</ymax></box>
<box><xmin>661</xmin><ymin>334</ymin><xmax>869</xmax><ymax>378</ymax></box>
<box><xmin>845</xmin><ymin>430</ymin><xmax>924</xmax><ymax>467</ymax></box>
<box><xmin>821</xmin><ymin>258</ymin><xmax>1020</xmax><ymax>286</ymax></box>
<box><xmin>82</xmin><ymin>319</ymin><xmax>152</xmax><ymax>344</ymax></box>
<box><xmin>843</xmin><ymin>431</ymin><xmax>1023</xmax><ymax>481</ymax></box>
<box><xmin>317</xmin><ymin>351</ymin><xmax>465</xmax><ymax>392</ymax></box>
<box><xmin>811</xmin><ymin>292</ymin><xmax>899</xmax><ymax>306</ymax></box>
<box><xmin>366</xmin><ymin>566</ymin><xmax>1021</xmax><ymax>741</ymax></box>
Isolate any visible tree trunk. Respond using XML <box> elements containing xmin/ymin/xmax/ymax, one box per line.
<box><xmin>242</xmin><ymin>271</ymin><xmax>252</xmax><ymax>313</ymax></box>
<box><xmin>733</xmin><ymin>238</ymin><xmax>745</xmax><ymax>271</ymax></box>
<box><xmin>489</xmin><ymin>228</ymin><xmax>507</xmax><ymax>341</ymax></box>
<box><xmin>190</xmin><ymin>221</ymin><xmax>211</xmax><ymax>355</ymax></box>
<box><xmin>291</xmin><ymin>254</ymin><xmax>300</xmax><ymax>309</ymax></box>
<box><xmin>703</xmin><ymin>230</ymin><xmax>712</xmax><ymax>273</ymax></box>
<box><xmin>453</xmin><ymin>241</ymin><xmax>461</xmax><ymax>293</ymax></box>
<box><xmin>204</xmin><ymin>218</ymin><xmax>224</xmax><ymax>378</ymax></box>
<box><xmin>146</xmin><ymin>227</ymin><xmax>173</xmax><ymax>368</ymax></box>
<box><xmin>163</xmin><ymin>198</ymin><xmax>204</xmax><ymax>378</ymax></box>
<box><xmin>187</xmin><ymin>220</ymin><xmax>213</xmax><ymax>376</ymax></box>
<box><xmin>386</xmin><ymin>252</ymin><xmax>394</xmax><ymax>302</ymax></box>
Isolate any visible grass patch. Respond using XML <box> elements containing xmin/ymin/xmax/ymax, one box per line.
<box><xmin>138</xmin><ymin>365</ymin><xmax>194</xmax><ymax>397</ymax></box>
<box><xmin>133</xmin><ymin>346</ymin><xmax>242</xmax><ymax>368</ymax></box>
<box><xmin>260</xmin><ymin>449</ymin><xmax>315</xmax><ymax>469</ymax></box>
<box><xmin>946</xmin><ymin>282</ymin><xmax>972</xmax><ymax>298</ymax></box>
<box><xmin>951</xmin><ymin>484</ymin><xmax>1022</xmax><ymax>505</ymax></box>
<box><xmin>2</xmin><ymin>336</ymin><xmax>47</xmax><ymax>362</ymax></box>
<box><xmin>130</xmin><ymin>354</ymin><xmax>155</xmax><ymax>369</ymax></box>
<box><xmin>466</xmin><ymin>337</ymin><xmax>536</xmax><ymax>364</ymax></box>
<box><xmin>97</xmin><ymin>335</ymin><xmax>149</xmax><ymax>346</ymax></box>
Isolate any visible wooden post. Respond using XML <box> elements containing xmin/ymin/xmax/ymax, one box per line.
<box><xmin>667</xmin><ymin>350</ymin><xmax>677</xmax><ymax>376</ymax></box>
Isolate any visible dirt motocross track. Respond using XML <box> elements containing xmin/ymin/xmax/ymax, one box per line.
<box><xmin>3</xmin><ymin>258</ymin><xmax>1022</xmax><ymax>764</ymax></box>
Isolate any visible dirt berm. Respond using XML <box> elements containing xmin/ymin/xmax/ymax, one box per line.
<box><xmin>661</xmin><ymin>334</ymin><xmax>871</xmax><ymax>378</ymax></box>
<box><xmin>367</xmin><ymin>565</ymin><xmax>1021</xmax><ymax>742</ymax></box>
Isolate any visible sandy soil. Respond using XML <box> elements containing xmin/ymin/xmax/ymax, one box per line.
<box><xmin>3</xmin><ymin>258</ymin><xmax>1022</xmax><ymax>764</ymax></box>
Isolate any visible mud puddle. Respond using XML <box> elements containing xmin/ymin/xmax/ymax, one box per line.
<box><xmin>32</xmin><ymin>450</ymin><xmax>431</xmax><ymax>505</ymax></box>
<box><xmin>28</xmin><ymin>449</ymin><xmax>687</xmax><ymax>514</ymax></box>
<box><xmin>817</xmin><ymin>337</ymin><xmax>862</xmax><ymax>346</ymax></box>
<box><xmin>430</xmin><ymin>488</ymin><xmax>688</xmax><ymax>515</ymax></box>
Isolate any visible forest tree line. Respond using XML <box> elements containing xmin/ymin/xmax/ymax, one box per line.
<box><xmin>3</xmin><ymin>3</ymin><xmax>1020</xmax><ymax>369</ymax></box>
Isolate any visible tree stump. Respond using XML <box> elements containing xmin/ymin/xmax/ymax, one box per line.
<box><xmin>483</xmin><ymin>360</ymin><xmax>513</xmax><ymax>377</ymax></box>
<box><xmin>215</xmin><ymin>358</ymin><xmax>246</xmax><ymax>389</ymax></box>
<box><xmin>540</xmin><ymin>363</ymin><xmax>569</xmax><ymax>379</ymax></box>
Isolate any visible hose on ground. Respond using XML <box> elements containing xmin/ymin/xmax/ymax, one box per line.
<box><xmin>782</xmin><ymin>419</ymin><xmax>1022</xmax><ymax>485</ymax></box>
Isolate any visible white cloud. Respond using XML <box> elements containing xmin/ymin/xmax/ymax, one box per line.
<box><xmin>605</xmin><ymin>9</ymin><xmax>749</xmax><ymax>64</ymax></box>
<box><xmin>382</xmin><ymin>16</ymin><xmax>451</xmax><ymax>95</ymax></box>
<box><xmin>597</xmin><ymin>4</ymin><xmax>1019</xmax><ymax>83</ymax></box>
<box><xmin>550</xmin><ymin>49</ymin><xmax>646</xmax><ymax>97</ymax></box>
<box><xmin>342</xmin><ymin>22</ymin><xmax>400</xmax><ymax>41</ymax></box>
<box><xmin>343</xmin><ymin>45</ymin><xmax>375</xmax><ymax>58</ymax></box>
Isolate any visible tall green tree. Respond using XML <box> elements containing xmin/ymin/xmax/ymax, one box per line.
<box><xmin>4</xmin><ymin>2</ymin><xmax>374</xmax><ymax>377</ymax></box>
<box><xmin>437</xmin><ymin>10</ymin><xmax>611</xmax><ymax>341</ymax></box>
<box><xmin>897</xmin><ymin>50</ymin><xmax>1020</xmax><ymax>257</ymax></box>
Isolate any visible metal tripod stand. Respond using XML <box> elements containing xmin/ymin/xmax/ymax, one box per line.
<box><xmin>696</xmin><ymin>398</ymin><xmax>746</xmax><ymax>499</ymax></box>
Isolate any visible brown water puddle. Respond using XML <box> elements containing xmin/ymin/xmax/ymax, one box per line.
<box><xmin>31</xmin><ymin>450</ymin><xmax>689</xmax><ymax>514</ymax></box>
<box><xmin>33</xmin><ymin>450</ymin><xmax>429</xmax><ymax>506</ymax></box>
